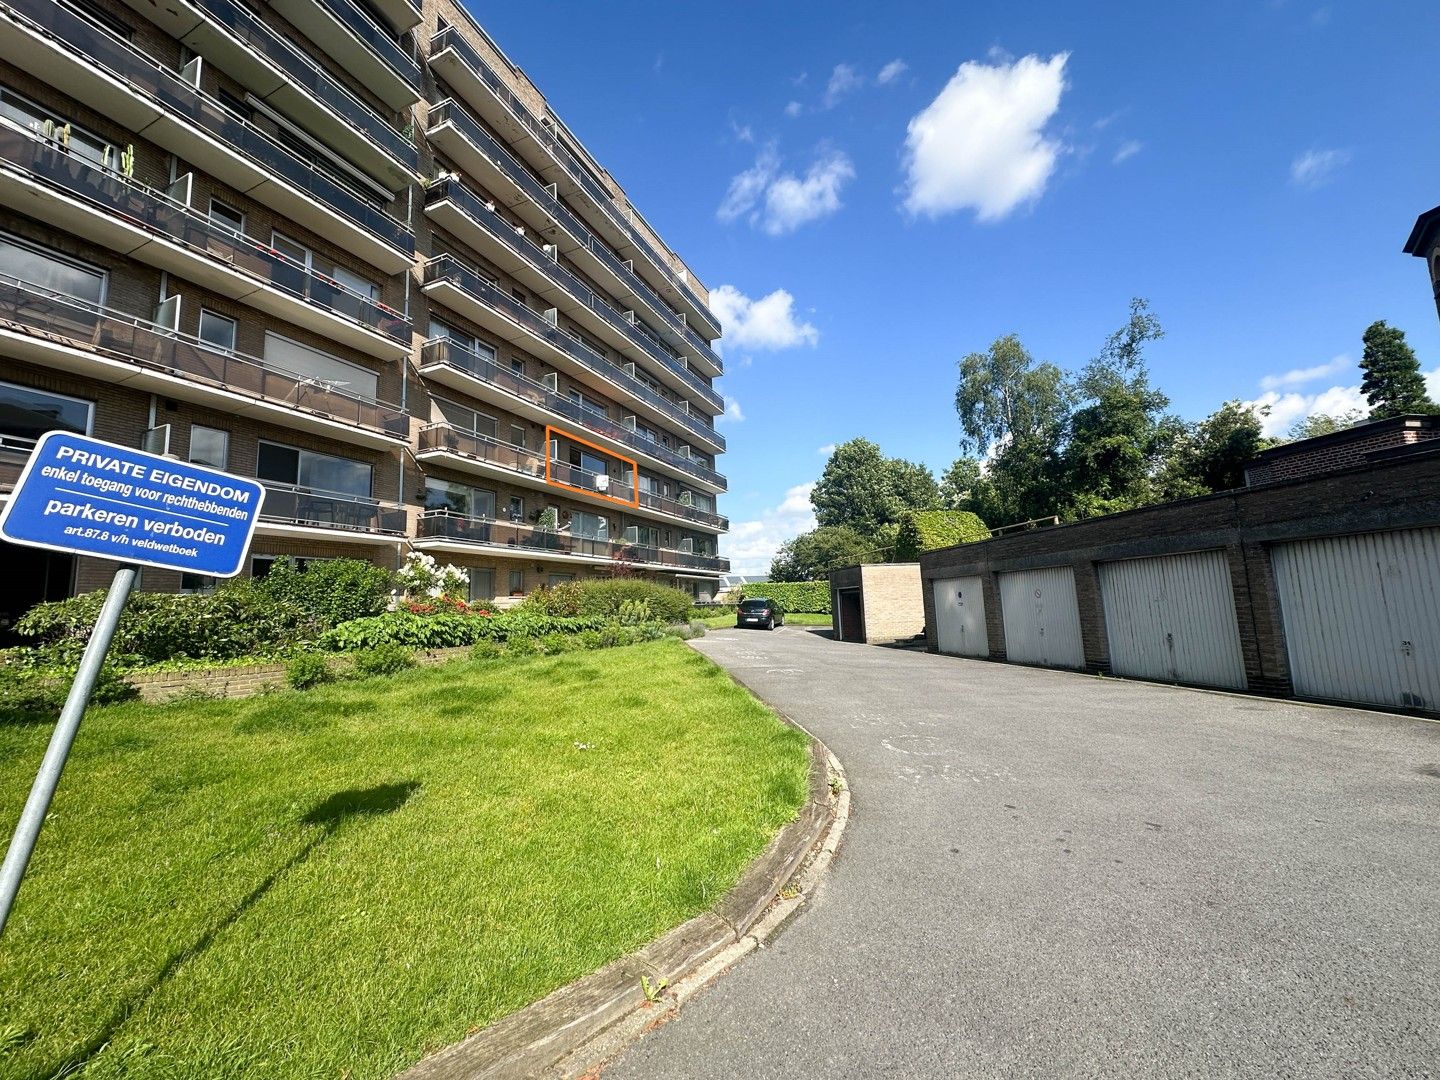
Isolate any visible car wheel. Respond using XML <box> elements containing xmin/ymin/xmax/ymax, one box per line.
<box><xmin>766</xmin><ymin>618</ymin><xmax>775</xmax><ymax>631</ymax></box>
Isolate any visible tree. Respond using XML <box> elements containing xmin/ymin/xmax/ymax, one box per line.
<box><xmin>1288</xmin><ymin>409</ymin><xmax>1365</xmax><ymax>441</ymax></box>
<box><xmin>1359</xmin><ymin>320</ymin><xmax>1436</xmax><ymax>419</ymax></box>
<box><xmin>1158</xmin><ymin>400</ymin><xmax>1274</xmax><ymax>499</ymax></box>
<box><xmin>954</xmin><ymin>335</ymin><xmax>1071</xmax><ymax>452</ymax></box>
<box><xmin>810</xmin><ymin>438</ymin><xmax>940</xmax><ymax>534</ymax></box>
<box><xmin>939</xmin><ymin>457</ymin><xmax>983</xmax><ymax>509</ymax></box>
<box><xmin>769</xmin><ymin>525</ymin><xmax>875</xmax><ymax>581</ymax></box>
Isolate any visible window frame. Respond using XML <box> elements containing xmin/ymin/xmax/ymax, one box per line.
<box><xmin>0</xmin><ymin>379</ymin><xmax>95</xmax><ymax>448</ymax></box>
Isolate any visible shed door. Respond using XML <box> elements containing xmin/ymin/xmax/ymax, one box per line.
<box><xmin>932</xmin><ymin>576</ymin><xmax>986</xmax><ymax>657</ymax></box>
<box><xmin>1271</xmin><ymin>528</ymin><xmax>1440</xmax><ymax>710</ymax></box>
<box><xmin>1098</xmin><ymin>550</ymin><xmax>1246</xmax><ymax>689</ymax></box>
<box><xmin>837</xmin><ymin>588</ymin><xmax>864</xmax><ymax>643</ymax></box>
<box><xmin>998</xmin><ymin>566</ymin><xmax>1085</xmax><ymax>669</ymax></box>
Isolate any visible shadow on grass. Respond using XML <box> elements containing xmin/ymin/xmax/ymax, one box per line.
<box><xmin>30</xmin><ymin>781</ymin><xmax>420</xmax><ymax>1079</ymax></box>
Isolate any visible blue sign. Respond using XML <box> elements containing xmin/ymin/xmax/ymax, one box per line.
<box><xmin>0</xmin><ymin>432</ymin><xmax>265</xmax><ymax>577</ymax></box>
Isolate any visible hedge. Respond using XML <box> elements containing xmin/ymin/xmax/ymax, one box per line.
<box><xmin>738</xmin><ymin>581</ymin><xmax>830</xmax><ymax>614</ymax></box>
<box><xmin>321</xmin><ymin>610</ymin><xmax>611</xmax><ymax>651</ymax></box>
<box><xmin>893</xmin><ymin>510</ymin><xmax>990</xmax><ymax>561</ymax></box>
<box><xmin>521</xmin><ymin>579</ymin><xmax>693</xmax><ymax>624</ymax></box>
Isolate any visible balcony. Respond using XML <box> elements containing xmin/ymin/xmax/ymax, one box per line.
<box><xmin>419</xmin><ymin>339</ymin><xmax>726</xmax><ymax>491</ymax></box>
<box><xmin>0</xmin><ymin>123</ymin><xmax>410</xmax><ymax>359</ymax></box>
<box><xmin>0</xmin><ymin>0</ymin><xmax>414</xmax><ymax>274</ymax></box>
<box><xmin>265</xmin><ymin>0</ymin><xmax>420</xmax><ymax>111</ymax></box>
<box><xmin>421</xmin><ymin>257</ymin><xmax>729</xmax><ymax>472</ymax></box>
<box><xmin>424</xmin><ymin>36</ymin><xmax>723</xmax><ymax>343</ymax></box>
<box><xmin>425</xmin><ymin>178</ymin><xmax>723</xmax><ymax>414</ymax></box>
<box><xmin>417</xmin><ymin>421</ymin><xmax>726</xmax><ymax>532</ymax></box>
<box><xmin>415</xmin><ymin>510</ymin><xmax>729</xmax><ymax>574</ymax></box>
<box><xmin>0</xmin><ymin>275</ymin><xmax>408</xmax><ymax>450</ymax></box>
<box><xmin>118</xmin><ymin>0</ymin><xmax>418</xmax><ymax>189</ymax></box>
<box><xmin>258</xmin><ymin>481</ymin><xmax>408</xmax><ymax>538</ymax></box>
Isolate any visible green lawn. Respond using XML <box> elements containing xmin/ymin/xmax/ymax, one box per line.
<box><xmin>0</xmin><ymin>640</ymin><xmax>809</xmax><ymax>1080</ymax></box>
<box><xmin>697</xmin><ymin>611</ymin><xmax>833</xmax><ymax>629</ymax></box>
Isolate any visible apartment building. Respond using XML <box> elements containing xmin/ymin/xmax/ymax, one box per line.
<box><xmin>0</xmin><ymin>0</ymin><xmax>728</xmax><ymax>637</ymax></box>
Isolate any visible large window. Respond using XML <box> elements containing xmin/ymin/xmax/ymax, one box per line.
<box><xmin>433</xmin><ymin>397</ymin><xmax>498</xmax><ymax>440</ymax></box>
<box><xmin>0</xmin><ymin>381</ymin><xmax>93</xmax><ymax>447</ymax></box>
<box><xmin>271</xmin><ymin>232</ymin><xmax>377</xmax><ymax>300</ymax></box>
<box><xmin>571</xmin><ymin>511</ymin><xmax>608</xmax><ymax>541</ymax></box>
<box><xmin>198</xmin><ymin>310</ymin><xmax>237</xmax><ymax>351</ymax></box>
<box><xmin>0</xmin><ymin>86</ymin><xmax>112</xmax><ymax>170</ymax></box>
<box><xmin>0</xmin><ymin>232</ymin><xmax>104</xmax><ymax>304</ymax></box>
<box><xmin>263</xmin><ymin>333</ymin><xmax>378</xmax><ymax>400</ymax></box>
<box><xmin>257</xmin><ymin>441</ymin><xmax>372</xmax><ymax>497</ymax></box>
<box><xmin>424</xmin><ymin>478</ymin><xmax>495</xmax><ymax>520</ymax></box>
<box><xmin>468</xmin><ymin>569</ymin><xmax>495</xmax><ymax>604</ymax></box>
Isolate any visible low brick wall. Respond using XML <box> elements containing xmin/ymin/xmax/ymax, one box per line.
<box><xmin>128</xmin><ymin>646</ymin><xmax>476</xmax><ymax>702</ymax></box>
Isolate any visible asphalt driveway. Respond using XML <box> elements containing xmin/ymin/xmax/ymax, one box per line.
<box><xmin>606</xmin><ymin>627</ymin><xmax>1440</xmax><ymax>1079</ymax></box>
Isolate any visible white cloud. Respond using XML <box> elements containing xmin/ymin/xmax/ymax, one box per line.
<box><xmin>824</xmin><ymin>63</ymin><xmax>863</xmax><ymax>107</ymax></box>
<box><xmin>722</xmin><ymin>482</ymin><xmax>817</xmax><ymax>576</ymax></box>
<box><xmin>901</xmin><ymin>52</ymin><xmax>1070</xmax><ymax>222</ymax></box>
<box><xmin>817</xmin><ymin>443</ymin><xmax>837</xmax><ymax>456</ymax></box>
<box><xmin>1290</xmin><ymin>147</ymin><xmax>1350</xmax><ymax>188</ymax></box>
<box><xmin>1258</xmin><ymin>354</ymin><xmax>1352</xmax><ymax>391</ymax></box>
<box><xmin>1249</xmin><ymin>366</ymin><xmax>1439</xmax><ymax>437</ymax></box>
<box><xmin>720</xmin><ymin>396</ymin><xmax>745</xmax><ymax>423</ymax></box>
<box><xmin>1112</xmin><ymin>139</ymin><xmax>1142</xmax><ymax>164</ymax></box>
<box><xmin>730</xmin><ymin>119</ymin><xmax>754</xmax><ymax>144</ymax></box>
<box><xmin>877</xmin><ymin>59</ymin><xmax>908</xmax><ymax>85</ymax></box>
<box><xmin>716</xmin><ymin>147</ymin><xmax>854</xmax><ymax>234</ymax></box>
<box><xmin>761</xmin><ymin>151</ymin><xmax>855</xmax><ymax>234</ymax></box>
<box><xmin>784</xmin><ymin>100</ymin><xmax>804</xmax><ymax>118</ymax></box>
<box><xmin>710</xmin><ymin>284</ymin><xmax>820</xmax><ymax>350</ymax></box>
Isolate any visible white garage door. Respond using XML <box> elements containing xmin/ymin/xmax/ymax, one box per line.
<box><xmin>1271</xmin><ymin>528</ymin><xmax>1440</xmax><ymax>710</ymax></box>
<box><xmin>932</xmin><ymin>575</ymin><xmax>987</xmax><ymax>657</ymax></box>
<box><xmin>1098</xmin><ymin>550</ymin><xmax>1246</xmax><ymax>689</ymax></box>
<box><xmin>998</xmin><ymin>566</ymin><xmax>1085</xmax><ymax>669</ymax></box>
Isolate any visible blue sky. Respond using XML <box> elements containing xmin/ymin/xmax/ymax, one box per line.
<box><xmin>469</xmin><ymin>0</ymin><xmax>1440</xmax><ymax>573</ymax></box>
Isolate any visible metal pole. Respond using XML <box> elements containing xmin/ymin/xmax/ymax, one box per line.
<box><xmin>0</xmin><ymin>564</ymin><xmax>138</xmax><ymax>940</ymax></box>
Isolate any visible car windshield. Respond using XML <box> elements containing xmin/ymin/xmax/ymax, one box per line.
<box><xmin>740</xmin><ymin>600</ymin><xmax>771</xmax><ymax>611</ymax></box>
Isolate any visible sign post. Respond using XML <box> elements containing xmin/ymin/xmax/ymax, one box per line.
<box><xmin>0</xmin><ymin>432</ymin><xmax>264</xmax><ymax>939</ymax></box>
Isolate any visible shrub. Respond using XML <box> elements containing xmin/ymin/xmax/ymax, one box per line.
<box><xmin>351</xmin><ymin>645</ymin><xmax>416</xmax><ymax>677</ymax></box>
<box><xmin>893</xmin><ymin>510</ymin><xmax>990</xmax><ymax>561</ymax></box>
<box><xmin>469</xmin><ymin>640</ymin><xmax>503</xmax><ymax>662</ymax></box>
<box><xmin>505</xmin><ymin>636</ymin><xmax>540</xmax><ymax>658</ymax></box>
<box><xmin>321</xmin><ymin>610</ymin><xmax>608</xmax><ymax>651</ymax></box>
<box><xmin>0</xmin><ymin>661</ymin><xmax>136</xmax><ymax>723</ymax></box>
<box><xmin>617</xmin><ymin>598</ymin><xmax>652</xmax><ymax>626</ymax></box>
<box><xmin>255</xmin><ymin>557</ymin><xmax>392</xmax><ymax>632</ymax></box>
<box><xmin>286</xmin><ymin>653</ymin><xmax>335</xmax><ymax>691</ymax></box>
<box><xmin>738</xmin><ymin>581</ymin><xmax>830</xmax><ymax>614</ymax></box>
<box><xmin>524</xmin><ymin>579</ymin><xmax>693</xmax><ymax>624</ymax></box>
<box><xmin>688</xmin><ymin>620</ymin><xmax>708</xmax><ymax>638</ymax></box>
<box><xmin>576</xmin><ymin>630</ymin><xmax>603</xmax><ymax>650</ymax></box>
<box><xmin>636</xmin><ymin>622</ymin><xmax>668</xmax><ymax>642</ymax></box>
<box><xmin>395</xmin><ymin>552</ymin><xmax>469</xmax><ymax>601</ymax></box>
<box><xmin>597</xmin><ymin>624</ymin><xmax>634</xmax><ymax>649</ymax></box>
<box><xmin>537</xmin><ymin>632</ymin><xmax>574</xmax><ymax>655</ymax></box>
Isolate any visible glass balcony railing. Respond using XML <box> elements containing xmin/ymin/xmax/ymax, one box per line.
<box><xmin>259</xmin><ymin>481</ymin><xmax>407</xmax><ymax>534</ymax></box>
<box><xmin>421</xmin><ymin>257</ymin><xmax>728</xmax><ymax>468</ymax></box>
<box><xmin>417</xmin><ymin>509</ymin><xmax>728</xmax><ymax>572</ymax></box>
<box><xmin>418</xmin><ymin>421</ymin><xmax>546</xmax><ymax>478</ymax></box>
<box><xmin>425</xmin><ymin>178</ymin><xmax>723</xmax><ymax>412</ymax></box>
<box><xmin>0</xmin><ymin>274</ymin><xmax>409</xmax><ymax>438</ymax></box>
<box><xmin>427</xmin><ymin>29</ymin><xmax>720</xmax><ymax>335</ymax></box>
<box><xmin>9</xmin><ymin>0</ymin><xmax>413</xmax><ymax>255</ymax></box>
<box><xmin>309</xmin><ymin>0</ymin><xmax>419</xmax><ymax>89</ymax></box>
<box><xmin>419</xmin><ymin>339</ymin><xmax>727</xmax><ymax>492</ymax></box>
<box><xmin>425</xmin><ymin>99</ymin><xmax>721</xmax><ymax>368</ymax></box>
<box><xmin>0</xmin><ymin>123</ymin><xmax>411</xmax><ymax>344</ymax></box>
<box><xmin>190</xmin><ymin>0</ymin><xmax>417</xmax><ymax>173</ymax></box>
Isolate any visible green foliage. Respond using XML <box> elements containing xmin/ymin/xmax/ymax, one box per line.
<box><xmin>505</xmin><ymin>635</ymin><xmax>541</xmax><ymax>657</ymax></box>
<box><xmin>1288</xmin><ymin>409</ymin><xmax>1365</xmax><ymax>441</ymax></box>
<box><xmin>0</xmin><ymin>659</ymin><xmax>137</xmax><ymax>723</ymax></box>
<box><xmin>255</xmin><ymin>557</ymin><xmax>392</xmax><ymax>630</ymax></box>
<box><xmin>1360</xmin><ymin>320</ymin><xmax>1436</xmax><ymax>419</ymax></box>
<box><xmin>321</xmin><ymin>610</ymin><xmax>608</xmax><ymax>651</ymax></box>
<box><xmin>285</xmin><ymin>653</ymin><xmax>335</xmax><ymax>691</ymax></box>
<box><xmin>1159</xmin><ymin>400</ymin><xmax>1275</xmax><ymax>499</ymax></box>
<box><xmin>597</xmin><ymin>624</ymin><xmax>633</xmax><ymax>648</ymax></box>
<box><xmin>893</xmin><ymin>510</ymin><xmax>990</xmax><ymax>561</ymax></box>
<box><xmin>769</xmin><ymin>525</ymin><xmax>875</xmax><ymax>581</ymax></box>
<box><xmin>350</xmin><ymin>645</ymin><xmax>417</xmax><ymax>677</ymax></box>
<box><xmin>940</xmin><ymin>457</ymin><xmax>983</xmax><ymax>509</ymax></box>
<box><xmin>617</xmin><ymin>598</ymin><xmax>652</xmax><ymax>626</ymax></box>
<box><xmin>738</xmin><ymin>581</ymin><xmax>831</xmax><ymax>613</ymax></box>
<box><xmin>536</xmin><ymin>633</ymin><xmax>575</xmax><ymax>655</ymax></box>
<box><xmin>955</xmin><ymin>334</ymin><xmax>1072</xmax><ymax>452</ymax></box>
<box><xmin>522</xmin><ymin>578</ymin><xmax>694</xmax><ymax>624</ymax></box>
<box><xmin>469</xmin><ymin>640</ymin><xmax>504</xmax><ymax>662</ymax></box>
<box><xmin>811</xmin><ymin>438</ymin><xmax>940</xmax><ymax>534</ymax></box>
<box><xmin>575</xmin><ymin>630</ymin><xmax>604</xmax><ymax>651</ymax></box>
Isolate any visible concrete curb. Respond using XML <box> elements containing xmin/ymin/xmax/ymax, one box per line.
<box><xmin>395</xmin><ymin>675</ymin><xmax>850</xmax><ymax>1080</ymax></box>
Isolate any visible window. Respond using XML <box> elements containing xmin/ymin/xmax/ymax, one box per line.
<box><xmin>424</xmin><ymin>478</ymin><xmax>495</xmax><ymax>520</ymax></box>
<box><xmin>217</xmin><ymin>88</ymin><xmax>253</xmax><ymax>122</ymax></box>
<box><xmin>507</xmin><ymin>495</ymin><xmax>524</xmax><ymax>522</ymax></box>
<box><xmin>509</xmin><ymin>357</ymin><xmax>525</xmax><ymax>376</ymax></box>
<box><xmin>0</xmin><ymin>232</ymin><xmax>104</xmax><ymax>304</ymax></box>
<box><xmin>188</xmin><ymin>425</ymin><xmax>228</xmax><ymax>469</ymax></box>
<box><xmin>257</xmin><ymin>442</ymin><xmax>371</xmax><ymax>497</ymax></box>
<box><xmin>548</xmin><ymin>573</ymin><xmax>574</xmax><ymax>587</ymax></box>
<box><xmin>511</xmin><ymin>287</ymin><xmax>526</xmax><ymax>303</ymax></box>
<box><xmin>434</xmin><ymin>397</ymin><xmax>497</xmax><ymax>439</ymax></box>
<box><xmin>430</xmin><ymin>320</ymin><xmax>496</xmax><ymax>366</ymax></box>
<box><xmin>568</xmin><ymin>445</ymin><xmax>610</xmax><ymax>477</ymax></box>
<box><xmin>264</xmin><ymin>332</ymin><xmax>378</xmax><ymax>399</ymax></box>
<box><xmin>0</xmin><ymin>381</ymin><xmax>93</xmax><ymax>446</ymax></box>
<box><xmin>0</xmin><ymin>87</ymin><xmax>113</xmax><ymax>168</ymax></box>
<box><xmin>510</xmin><ymin>424</ymin><xmax>527</xmax><ymax>449</ymax></box>
<box><xmin>468</xmin><ymin>569</ymin><xmax>494</xmax><ymax>604</ymax></box>
<box><xmin>208</xmin><ymin>199</ymin><xmax>245</xmax><ymax>236</ymax></box>
<box><xmin>271</xmin><ymin>232</ymin><xmax>378</xmax><ymax>299</ymax></box>
<box><xmin>179</xmin><ymin>572</ymin><xmax>216</xmax><ymax>594</ymax></box>
<box><xmin>569</xmin><ymin>389</ymin><xmax>607</xmax><ymax>419</ymax></box>
<box><xmin>507</xmin><ymin>569</ymin><xmax>525</xmax><ymax>596</ymax></box>
<box><xmin>571</xmin><ymin>512</ymin><xmax>608</xmax><ymax>541</ymax></box>
<box><xmin>197</xmin><ymin>309</ymin><xmax>236</xmax><ymax>351</ymax></box>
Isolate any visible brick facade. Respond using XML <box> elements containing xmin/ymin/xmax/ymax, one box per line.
<box><xmin>827</xmin><ymin>563</ymin><xmax>924</xmax><ymax>645</ymax></box>
<box><xmin>1243</xmin><ymin>415</ymin><xmax>1440</xmax><ymax>486</ymax></box>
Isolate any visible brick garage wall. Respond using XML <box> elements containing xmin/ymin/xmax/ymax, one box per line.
<box><xmin>1244</xmin><ymin>416</ymin><xmax>1440</xmax><ymax>485</ymax></box>
<box><xmin>858</xmin><ymin>563</ymin><xmax>924</xmax><ymax>644</ymax></box>
<box><xmin>919</xmin><ymin>450</ymin><xmax>1440</xmax><ymax>699</ymax></box>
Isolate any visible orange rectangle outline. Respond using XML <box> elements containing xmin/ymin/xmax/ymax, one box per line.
<box><xmin>544</xmin><ymin>425</ymin><xmax>641</xmax><ymax>509</ymax></box>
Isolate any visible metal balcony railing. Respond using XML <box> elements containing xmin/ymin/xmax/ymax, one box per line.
<box><xmin>189</xmin><ymin>0</ymin><xmax>417</xmax><ymax>172</ymax></box>
<box><xmin>259</xmin><ymin>481</ymin><xmax>407</xmax><ymax>533</ymax></box>
<box><xmin>421</xmin><ymin>259</ymin><xmax>728</xmax><ymax>470</ymax></box>
<box><xmin>7</xmin><ymin>0</ymin><xmax>413</xmax><ymax>255</ymax></box>
<box><xmin>0</xmin><ymin>275</ymin><xmax>409</xmax><ymax>437</ymax></box>
<box><xmin>424</xmin><ymin>95</ymin><xmax>721</xmax><ymax>362</ymax></box>
<box><xmin>308</xmin><ymin>0</ymin><xmax>419</xmax><ymax>89</ymax></box>
<box><xmin>425</xmin><ymin>178</ymin><xmax>722</xmax><ymax>412</ymax></box>
<box><xmin>417</xmin><ymin>509</ymin><xmax>729</xmax><ymax>572</ymax></box>
<box><xmin>0</xmin><ymin>123</ymin><xmax>410</xmax><ymax>343</ymax></box>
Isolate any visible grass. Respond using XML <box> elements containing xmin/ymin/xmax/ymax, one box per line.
<box><xmin>0</xmin><ymin>640</ymin><xmax>809</xmax><ymax>1080</ymax></box>
<box><xmin>696</xmin><ymin>611</ymin><xmax>833</xmax><ymax>629</ymax></box>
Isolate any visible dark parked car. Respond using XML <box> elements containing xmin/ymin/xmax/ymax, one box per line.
<box><xmin>736</xmin><ymin>597</ymin><xmax>784</xmax><ymax>630</ymax></box>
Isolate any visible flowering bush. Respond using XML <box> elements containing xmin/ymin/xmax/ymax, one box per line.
<box><xmin>395</xmin><ymin>552</ymin><xmax>470</xmax><ymax>601</ymax></box>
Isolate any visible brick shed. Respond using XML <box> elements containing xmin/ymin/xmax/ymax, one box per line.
<box><xmin>828</xmin><ymin>563</ymin><xmax>925</xmax><ymax>645</ymax></box>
